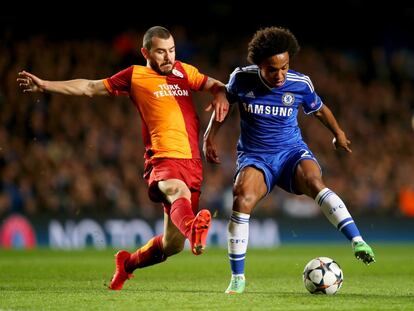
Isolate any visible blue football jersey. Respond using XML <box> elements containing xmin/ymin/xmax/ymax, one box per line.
<box><xmin>227</xmin><ymin>65</ymin><xmax>323</xmax><ymax>153</ymax></box>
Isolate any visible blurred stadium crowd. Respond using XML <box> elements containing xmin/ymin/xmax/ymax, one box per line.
<box><xmin>1</xmin><ymin>26</ymin><xmax>414</xmax><ymax>219</ymax></box>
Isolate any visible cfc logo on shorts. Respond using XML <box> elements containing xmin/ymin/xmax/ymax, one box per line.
<box><xmin>282</xmin><ymin>92</ymin><xmax>295</xmax><ymax>106</ymax></box>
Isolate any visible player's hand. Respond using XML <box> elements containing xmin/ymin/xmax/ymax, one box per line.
<box><xmin>203</xmin><ymin>138</ymin><xmax>221</xmax><ymax>164</ymax></box>
<box><xmin>17</xmin><ymin>71</ymin><xmax>45</xmax><ymax>93</ymax></box>
<box><xmin>332</xmin><ymin>132</ymin><xmax>352</xmax><ymax>153</ymax></box>
<box><xmin>205</xmin><ymin>93</ymin><xmax>229</xmax><ymax>122</ymax></box>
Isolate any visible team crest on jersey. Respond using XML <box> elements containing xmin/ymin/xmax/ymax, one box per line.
<box><xmin>172</xmin><ymin>69</ymin><xmax>184</xmax><ymax>78</ymax></box>
<box><xmin>282</xmin><ymin>92</ymin><xmax>295</xmax><ymax>106</ymax></box>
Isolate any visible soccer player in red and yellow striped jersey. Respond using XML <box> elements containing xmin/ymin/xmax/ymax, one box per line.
<box><xmin>18</xmin><ymin>26</ymin><xmax>229</xmax><ymax>290</ymax></box>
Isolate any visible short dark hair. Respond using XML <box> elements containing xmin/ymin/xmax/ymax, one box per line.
<box><xmin>143</xmin><ymin>26</ymin><xmax>171</xmax><ymax>50</ymax></box>
<box><xmin>247</xmin><ymin>26</ymin><xmax>300</xmax><ymax>65</ymax></box>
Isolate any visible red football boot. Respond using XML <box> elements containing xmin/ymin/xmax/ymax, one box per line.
<box><xmin>108</xmin><ymin>250</ymin><xmax>133</xmax><ymax>290</ymax></box>
<box><xmin>190</xmin><ymin>209</ymin><xmax>212</xmax><ymax>255</ymax></box>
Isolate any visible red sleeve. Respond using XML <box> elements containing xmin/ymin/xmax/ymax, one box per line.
<box><xmin>103</xmin><ymin>66</ymin><xmax>133</xmax><ymax>96</ymax></box>
<box><xmin>198</xmin><ymin>75</ymin><xmax>208</xmax><ymax>91</ymax></box>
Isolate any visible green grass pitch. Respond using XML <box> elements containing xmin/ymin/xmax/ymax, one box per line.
<box><xmin>1</xmin><ymin>244</ymin><xmax>413</xmax><ymax>310</ymax></box>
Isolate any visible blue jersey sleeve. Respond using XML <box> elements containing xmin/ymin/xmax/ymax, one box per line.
<box><xmin>226</xmin><ymin>68</ymin><xmax>241</xmax><ymax>104</ymax></box>
<box><xmin>302</xmin><ymin>92</ymin><xmax>323</xmax><ymax>114</ymax></box>
<box><xmin>300</xmin><ymin>75</ymin><xmax>323</xmax><ymax>114</ymax></box>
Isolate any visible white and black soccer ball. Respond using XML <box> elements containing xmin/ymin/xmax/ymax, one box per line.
<box><xmin>303</xmin><ymin>257</ymin><xmax>343</xmax><ymax>295</ymax></box>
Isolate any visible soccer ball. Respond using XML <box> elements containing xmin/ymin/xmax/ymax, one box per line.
<box><xmin>303</xmin><ymin>257</ymin><xmax>343</xmax><ymax>295</ymax></box>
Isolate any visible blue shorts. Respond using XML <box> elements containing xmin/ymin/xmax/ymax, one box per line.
<box><xmin>236</xmin><ymin>144</ymin><xmax>321</xmax><ymax>195</ymax></box>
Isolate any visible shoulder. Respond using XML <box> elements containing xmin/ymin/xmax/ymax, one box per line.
<box><xmin>108</xmin><ymin>66</ymin><xmax>136</xmax><ymax>81</ymax></box>
<box><xmin>286</xmin><ymin>69</ymin><xmax>315</xmax><ymax>93</ymax></box>
<box><xmin>132</xmin><ymin>64</ymin><xmax>145</xmax><ymax>70</ymax></box>
<box><xmin>229</xmin><ymin>65</ymin><xmax>259</xmax><ymax>85</ymax></box>
<box><xmin>176</xmin><ymin>61</ymin><xmax>198</xmax><ymax>73</ymax></box>
<box><xmin>174</xmin><ymin>61</ymin><xmax>206</xmax><ymax>81</ymax></box>
<box><xmin>130</xmin><ymin>65</ymin><xmax>146</xmax><ymax>74</ymax></box>
<box><xmin>230</xmin><ymin>65</ymin><xmax>258</xmax><ymax>78</ymax></box>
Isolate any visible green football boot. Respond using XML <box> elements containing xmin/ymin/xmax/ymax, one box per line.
<box><xmin>353</xmin><ymin>241</ymin><xmax>376</xmax><ymax>265</ymax></box>
<box><xmin>225</xmin><ymin>275</ymin><xmax>246</xmax><ymax>294</ymax></box>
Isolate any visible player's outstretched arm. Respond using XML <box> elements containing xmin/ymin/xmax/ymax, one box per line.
<box><xmin>202</xmin><ymin>77</ymin><xmax>229</xmax><ymax>122</ymax></box>
<box><xmin>203</xmin><ymin>111</ymin><xmax>223</xmax><ymax>164</ymax></box>
<box><xmin>314</xmin><ymin>104</ymin><xmax>352</xmax><ymax>153</ymax></box>
<box><xmin>17</xmin><ymin>70</ymin><xmax>109</xmax><ymax>97</ymax></box>
<box><xmin>203</xmin><ymin>102</ymin><xmax>235</xmax><ymax>164</ymax></box>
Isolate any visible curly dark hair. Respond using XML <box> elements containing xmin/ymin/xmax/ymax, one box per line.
<box><xmin>247</xmin><ymin>27</ymin><xmax>300</xmax><ymax>65</ymax></box>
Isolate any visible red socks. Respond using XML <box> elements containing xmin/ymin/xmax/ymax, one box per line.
<box><xmin>190</xmin><ymin>191</ymin><xmax>200</xmax><ymax>214</ymax></box>
<box><xmin>125</xmin><ymin>235</ymin><xmax>166</xmax><ymax>272</ymax></box>
<box><xmin>125</xmin><ymin>197</ymin><xmax>197</xmax><ymax>273</ymax></box>
<box><xmin>170</xmin><ymin>197</ymin><xmax>195</xmax><ymax>239</ymax></box>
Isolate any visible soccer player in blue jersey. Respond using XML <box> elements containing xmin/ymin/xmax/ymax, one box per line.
<box><xmin>203</xmin><ymin>26</ymin><xmax>375</xmax><ymax>294</ymax></box>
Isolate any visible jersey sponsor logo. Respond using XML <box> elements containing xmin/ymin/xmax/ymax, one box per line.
<box><xmin>242</xmin><ymin>102</ymin><xmax>293</xmax><ymax>117</ymax></box>
<box><xmin>245</xmin><ymin>91</ymin><xmax>255</xmax><ymax>98</ymax></box>
<box><xmin>172</xmin><ymin>68</ymin><xmax>184</xmax><ymax>78</ymax></box>
<box><xmin>282</xmin><ymin>92</ymin><xmax>295</xmax><ymax>106</ymax></box>
<box><xmin>153</xmin><ymin>83</ymin><xmax>189</xmax><ymax>98</ymax></box>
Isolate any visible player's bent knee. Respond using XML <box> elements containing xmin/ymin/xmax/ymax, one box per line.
<box><xmin>300</xmin><ymin>175</ymin><xmax>325</xmax><ymax>196</ymax></box>
<box><xmin>233</xmin><ymin>193</ymin><xmax>257</xmax><ymax>212</ymax></box>
<box><xmin>304</xmin><ymin>175</ymin><xmax>324</xmax><ymax>188</ymax></box>
<box><xmin>159</xmin><ymin>180</ymin><xmax>191</xmax><ymax>202</ymax></box>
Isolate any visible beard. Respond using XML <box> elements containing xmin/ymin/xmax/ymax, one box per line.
<box><xmin>150</xmin><ymin>61</ymin><xmax>173</xmax><ymax>75</ymax></box>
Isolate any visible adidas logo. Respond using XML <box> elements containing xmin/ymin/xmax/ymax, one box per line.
<box><xmin>245</xmin><ymin>91</ymin><xmax>255</xmax><ymax>98</ymax></box>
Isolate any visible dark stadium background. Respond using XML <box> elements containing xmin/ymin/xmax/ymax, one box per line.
<box><xmin>4</xmin><ymin>3</ymin><xmax>414</xmax><ymax>47</ymax></box>
<box><xmin>1</xmin><ymin>3</ymin><xmax>414</xmax><ymax>249</ymax></box>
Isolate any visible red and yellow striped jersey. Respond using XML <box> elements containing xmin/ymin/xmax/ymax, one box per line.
<box><xmin>104</xmin><ymin>61</ymin><xmax>207</xmax><ymax>159</ymax></box>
